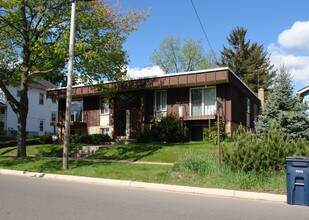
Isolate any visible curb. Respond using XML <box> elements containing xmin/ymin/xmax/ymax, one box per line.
<box><xmin>0</xmin><ymin>168</ymin><xmax>286</xmax><ymax>203</ymax></box>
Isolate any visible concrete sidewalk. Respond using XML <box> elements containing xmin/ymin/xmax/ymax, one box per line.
<box><xmin>0</xmin><ymin>168</ymin><xmax>286</xmax><ymax>203</ymax></box>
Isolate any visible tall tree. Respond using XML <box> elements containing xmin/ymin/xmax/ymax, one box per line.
<box><xmin>255</xmin><ymin>66</ymin><xmax>309</xmax><ymax>139</ymax></box>
<box><xmin>218</xmin><ymin>27</ymin><xmax>276</xmax><ymax>93</ymax></box>
<box><xmin>150</xmin><ymin>36</ymin><xmax>216</xmax><ymax>73</ymax></box>
<box><xmin>0</xmin><ymin>0</ymin><xmax>147</xmax><ymax>157</ymax></box>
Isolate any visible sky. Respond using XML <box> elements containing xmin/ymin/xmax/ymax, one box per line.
<box><xmin>113</xmin><ymin>0</ymin><xmax>309</xmax><ymax>92</ymax></box>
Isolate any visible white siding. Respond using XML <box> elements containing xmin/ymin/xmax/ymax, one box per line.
<box><xmin>5</xmin><ymin>86</ymin><xmax>58</xmax><ymax>135</ymax></box>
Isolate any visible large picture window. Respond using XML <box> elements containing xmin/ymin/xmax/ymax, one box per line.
<box><xmin>190</xmin><ymin>87</ymin><xmax>216</xmax><ymax>116</ymax></box>
<box><xmin>155</xmin><ymin>90</ymin><xmax>167</xmax><ymax>111</ymax></box>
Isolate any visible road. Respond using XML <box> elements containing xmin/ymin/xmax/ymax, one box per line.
<box><xmin>0</xmin><ymin>174</ymin><xmax>308</xmax><ymax>220</ymax></box>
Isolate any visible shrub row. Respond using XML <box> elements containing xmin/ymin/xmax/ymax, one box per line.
<box><xmin>70</xmin><ymin>133</ymin><xmax>111</xmax><ymax>145</ymax></box>
<box><xmin>222</xmin><ymin>124</ymin><xmax>309</xmax><ymax>172</ymax></box>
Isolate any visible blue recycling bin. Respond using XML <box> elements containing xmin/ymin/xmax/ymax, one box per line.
<box><xmin>286</xmin><ymin>157</ymin><xmax>309</xmax><ymax>206</ymax></box>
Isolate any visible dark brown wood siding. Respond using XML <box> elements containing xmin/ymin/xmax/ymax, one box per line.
<box><xmin>144</xmin><ymin>91</ymin><xmax>154</xmax><ymax>124</ymax></box>
<box><xmin>58</xmin><ymin>99</ymin><xmax>66</xmax><ymax>123</ymax></box>
<box><xmin>83</xmin><ymin>96</ymin><xmax>100</xmax><ymax>127</ymax></box>
<box><xmin>217</xmin><ymin>84</ymin><xmax>232</xmax><ymax>121</ymax></box>
<box><xmin>167</xmin><ymin>88</ymin><xmax>190</xmax><ymax>116</ymax></box>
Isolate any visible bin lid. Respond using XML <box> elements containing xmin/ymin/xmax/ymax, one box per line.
<box><xmin>286</xmin><ymin>156</ymin><xmax>309</xmax><ymax>162</ymax></box>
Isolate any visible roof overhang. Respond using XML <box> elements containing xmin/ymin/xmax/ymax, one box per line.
<box><xmin>296</xmin><ymin>85</ymin><xmax>309</xmax><ymax>96</ymax></box>
<box><xmin>47</xmin><ymin>67</ymin><xmax>259</xmax><ymax>100</ymax></box>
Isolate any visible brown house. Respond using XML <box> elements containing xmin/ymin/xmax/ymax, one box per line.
<box><xmin>47</xmin><ymin>67</ymin><xmax>261</xmax><ymax>141</ymax></box>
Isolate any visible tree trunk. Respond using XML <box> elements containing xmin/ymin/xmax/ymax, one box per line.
<box><xmin>16</xmin><ymin>59</ymin><xmax>29</xmax><ymax>158</ymax></box>
<box><xmin>16</xmin><ymin>107</ymin><xmax>28</xmax><ymax>158</ymax></box>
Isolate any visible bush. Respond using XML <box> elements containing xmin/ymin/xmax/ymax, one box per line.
<box><xmin>136</xmin><ymin>127</ymin><xmax>157</xmax><ymax>143</ymax></box>
<box><xmin>70</xmin><ymin>134</ymin><xmax>111</xmax><ymax>145</ymax></box>
<box><xmin>159</xmin><ymin>115</ymin><xmax>184</xmax><ymax>142</ymax></box>
<box><xmin>203</xmin><ymin>120</ymin><xmax>228</xmax><ymax>144</ymax></box>
<box><xmin>39</xmin><ymin>134</ymin><xmax>53</xmax><ymax>144</ymax></box>
<box><xmin>222</xmin><ymin>124</ymin><xmax>309</xmax><ymax>172</ymax></box>
<box><xmin>175</xmin><ymin>152</ymin><xmax>217</xmax><ymax>176</ymax></box>
<box><xmin>136</xmin><ymin>115</ymin><xmax>189</xmax><ymax>143</ymax></box>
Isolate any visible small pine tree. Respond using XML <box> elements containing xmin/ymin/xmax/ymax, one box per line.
<box><xmin>255</xmin><ymin>66</ymin><xmax>309</xmax><ymax>139</ymax></box>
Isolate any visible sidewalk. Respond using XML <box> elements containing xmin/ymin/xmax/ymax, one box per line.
<box><xmin>0</xmin><ymin>168</ymin><xmax>286</xmax><ymax>203</ymax></box>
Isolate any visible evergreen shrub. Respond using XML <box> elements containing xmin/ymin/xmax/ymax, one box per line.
<box><xmin>222</xmin><ymin>124</ymin><xmax>309</xmax><ymax>172</ymax></box>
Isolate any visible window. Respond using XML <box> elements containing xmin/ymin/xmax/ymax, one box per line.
<box><xmin>39</xmin><ymin>120</ymin><xmax>44</xmax><ymax>132</ymax></box>
<box><xmin>253</xmin><ymin>103</ymin><xmax>258</xmax><ymax>123</ymax></box>
<box><xmin>190</xmin><ymin>87</ymin><xmax>216</xmax><ymax>116</ymax></box>
<box><xmin>52</xmin><ymin>98</ymin><xmax>57</xmax><ymax>103</ymax></box>
<box><xmin>71</xmin><ymin>99</ymin><xmax>83</xmax><ymax>122</ymax></box>
<box><xmin>155</xmin><ymin>90</ymin><xmax>167</xmax><ymax>111</ymax></box>
<box><xmin>39</xmin><ymin>93</ymin><xmax>44</xmax><ymax>105</ymax></box>
<box><xmin>246</xmin><ymin>98</ymin><xmax>250</xmax><ymax>127</ymax></box>
<box><xmin>0</xmin><ymin>109</ymin><xmax>5</xmax><ymax>114</ymax></box>
<box><xmin>51</xmin><ymin>112</ymin><xmax>57</xmax><ymax>122</ymax></box>
<box><xmin>101</xmin><ymin>128</ymin><xmax>109</xmax><ymax>135</ymax></box>
<box><xmin>17</xmin><ymin>90</ymin><xmax>21</xmax><ymax>97</ymax></box>
<box><xmin>100</xmin><ymin>97</ymin><xmax>109</xmax><ymax>115</ymax></box>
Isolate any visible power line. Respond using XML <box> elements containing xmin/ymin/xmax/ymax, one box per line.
<box><xmin>190</xmin><ymin>0</ymin><xmax>217</xmax><ymax>62</ymax></box>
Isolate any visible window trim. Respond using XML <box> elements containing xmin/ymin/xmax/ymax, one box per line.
<box><xmin>101</xmin><ymin>127</ymin><xmax>109</xmax><ymax>135</ymax></box>
<box><xmin>189</xmin><ymin>86</ymin><xmax>216</xmax><ymax>116</ymax></box>
<box><xmin>51</xmin><ymin>112</ymin><xmax>57</xmax><ymax>123</ymax></box>
<box><xmin>39</xmin><ymin>120</ymin><xmax>44</xmax><ymax>132</ymax></box>
<box><xmin>39</xmin><ymin>93</ymin><xmax>44</xmax><ymax>105</ymax></box>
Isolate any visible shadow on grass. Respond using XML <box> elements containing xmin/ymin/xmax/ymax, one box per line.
<box><xmin>0</xmin><ymin>157</ymin><xmax>115</xmax><ymax>174</ymax></box>
<box><xmin>34</xmin><ymin>144</ymin><xmax>76</xmax><ymax>157</ymax></box>
<box><xmin>0</xmin><ymin>147</ymin><xmax>17</xmax><ymax>155</ymax></box>
<box><xmin>89</xmin><ymin>142</ymin><xmax>167</xmax><ymax>161</ymax></box>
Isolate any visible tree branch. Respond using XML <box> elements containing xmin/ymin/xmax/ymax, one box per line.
<box><xmin>29</xmin><ymin>68</ymin><xmax>54</xmax><ymax>76</ymax></box>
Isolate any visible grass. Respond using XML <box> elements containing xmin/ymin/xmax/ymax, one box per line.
<box><xmin>89</xmin><ymin>142</ymin><xmax>217</xmax><ymax>163</ymax></box>
<box><xmin>0</xmin><ymin>156</ymin><xmax>285</xmax><ymax>194</ymax></box>
<box><xmin>0</xmin><ymin>144</ymin><xmax>77</xmax><ymax>157</ymax></box>
<box><xmin>0</xmin><ymin>141</ymin><xmax>286</xmax><ymax>194</ymax></box>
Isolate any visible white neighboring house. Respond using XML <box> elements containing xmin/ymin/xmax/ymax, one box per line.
<box><xmin>0</xmin><ymin>80</ymin><xmax>58</xmax><ymax>136</ymax></box>
<box><xmin>297</xmin><ymin>85</ymin><xmax>309</xmax><ymax>114</ymax></box>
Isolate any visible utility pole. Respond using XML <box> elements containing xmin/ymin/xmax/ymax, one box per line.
<box><xmin>216</xmin><ymin>97</ymin><xmax>222</xmax><ymax>175</ymax></box>
<box><xmin>63</xmin><ymin>1</ymin><xmax>77</xmax><ymax>170</ymax></box>
<box><xmin>63</xmin><ymin>0</ymin><xmax>95</xmax><ymax>170</ymax></box>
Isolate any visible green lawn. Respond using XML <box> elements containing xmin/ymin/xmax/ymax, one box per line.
<box><xmin>89</xmin><ymin>142</ymin><xmax>217</xmax><ymax>163</ymax></box>
<box><xmin>0</xmin><ymin>142</ymin><xmax>217</xmax><ymax>163</ymax></box>
<box><xmin>0</xmin><ymin>141</ymin><xmax>286</xmax><ymax>194</ymax></box>
<box><xmin>0</xmin><ymin>144</ymin><xmax>77</xmax><ymax>157</ymax></box>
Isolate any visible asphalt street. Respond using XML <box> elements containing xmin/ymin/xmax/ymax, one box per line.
<box><xmin>0</xmin><ymin>174</ymin><xmax>308</xmax><ymax>220</ymax></box>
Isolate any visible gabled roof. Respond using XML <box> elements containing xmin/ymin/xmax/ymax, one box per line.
<box><xmin>29</xmin><ymin>80</ymin><xmax>57</xmax><ymax>90</ymax></box>
<box><xmin>296</xmin><ymin>85</ymin><xmax>309</xmax><ymax>95</ymax></box>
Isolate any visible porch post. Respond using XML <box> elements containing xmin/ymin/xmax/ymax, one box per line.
<box><xmin>126</xmin><ymin>109</ymin><xmax>130</xmax><ymax>139</ymax></box>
